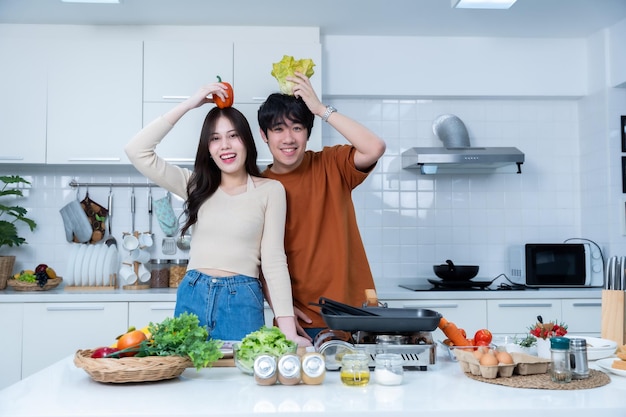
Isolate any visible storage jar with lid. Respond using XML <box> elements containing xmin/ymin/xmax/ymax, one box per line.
<box><xmin>301</xmin><ymin>352</ymin><xmax>326</xmax><ymax>385</ymax></box>
<box><xmin>169</xmin><ymin>259</ymin><xmax>188</xmax><ymax>288</ymax></box>
<box><xmin>253</xmin><ymin>355</ymin><xmax>278</xmax><ymax>386</ymax></box>
<box><xmin>149</xmin><ymin>259</ymin><xmax>170</xmax><ymax>288</ymax></box>
<box><xmin>569</xmin><ymin>338</ymin><xmax>590</xmax><ymax>380</ymax></box>
<box><xmin>374</xmin><ymin>353</ymin><xmax>403</xmax><ymax>385</ymax></box>
<box><xmin>340</xmin><ymin>353</ymin><xmax>370</xmax><ymax>386</ymax></box>
<box><xmin>277</xmin><ymin>353</ymin><xmax>301</xmax><ymax>385</ymax></box>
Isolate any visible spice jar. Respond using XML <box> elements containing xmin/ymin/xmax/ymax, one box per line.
<box><xmin>550</xmin><ymin>336</ymin><xmax>572</xmax><ymax>384</ymax></box>
<box><xmin>169</xmin><ymin>259</ymin><xmax>188</xmax><ymax>288</ymax></box>
<box><xmin>301</xmin><ymin>352</ymin><xmax>326</xmax><ymax>385</ymax></box>
<box><xmin>340</xmin><ymin>353</ymin><xmax>370</xmax><ymax>386</ymax></box>
<box><xmin>569</xmin><ymin>338</ymin><xmax>590</xmax><ymax>380</ymax></box>
<box><xmin>277</xmin><ymin>353</ymin><xmax>301</xmax><ymax>385</ymax></box>
<box><xmin>149</xmin><ymin>259</ymin><xmax>170</xmax><ymax>288</ymax></box>
<box><xmin>374</xmin><ymin>353</ymin><xmax>403</xmax><ymax>386</ymax></box>
<box><xmin>254</xmin><ymin>355</ymin><xmax>278</xmax><ymax>386</ymax></box>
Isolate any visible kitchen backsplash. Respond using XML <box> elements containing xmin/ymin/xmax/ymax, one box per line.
<box><xmin>1</xmin><ymin>97</ymin><xmax>580</xmax><ymax>288</ymax></box>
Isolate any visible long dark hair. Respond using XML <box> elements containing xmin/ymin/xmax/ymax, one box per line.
<box><xmin>181</xmin><ymin>106</ymin><xmax>260</xmax><ymax>235</ymax></box>
<box><xmin>258</xmin><ymin>93</ymin><xmax>315</xmax><ymax>139</ymax></box>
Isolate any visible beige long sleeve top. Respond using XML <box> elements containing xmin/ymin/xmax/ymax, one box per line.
<box><xmin>125</xmin><ymin>116</ymin><xmax>294</xmax><ymax>318</ymax></box>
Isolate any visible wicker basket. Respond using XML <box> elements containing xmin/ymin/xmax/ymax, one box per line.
<box><xmin>0</xmin><ymin>255</ymin><xmax>16</xmax><ymax>290</ymax></box>
<box><xmin>7</xmin><ymin>277</ymin><xmax>62</xmax><ymax>291</ymax></box>
<box><xmin>74</xmin><ymin>349</ymin><xmax>193</xmax><ymax>383</ymax></box>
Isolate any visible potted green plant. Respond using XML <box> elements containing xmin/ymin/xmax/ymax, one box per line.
<box><xmin>0</xmin><ymin>175</ymin><xmax>37</xmax><ymax>289</ymax></box>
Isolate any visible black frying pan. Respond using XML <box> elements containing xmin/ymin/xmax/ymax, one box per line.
<box><xmin>433</xmin><ymin>259</ymin><xmax>479</xmax><ymax>281</ymax></box>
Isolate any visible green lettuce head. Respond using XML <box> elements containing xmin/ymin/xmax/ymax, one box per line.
<box><xmin>271</xmin><ymin>55</ymin><xmax>316</xmax><ymax>95</ymax></box>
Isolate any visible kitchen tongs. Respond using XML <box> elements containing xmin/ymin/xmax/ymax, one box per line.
<box><xmin>311</xmin><ymin>297</ymin><xmax>379</xmax><ymax>316</ymax></box>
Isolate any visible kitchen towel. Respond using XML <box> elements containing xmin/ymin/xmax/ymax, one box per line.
<box><xmin>59</xmin><ymin>200</ymin><xmax>93</xmax><ymax>243</ymax></box>
<box><xmin>153</xmin><ymin>193</ymin><xmax>178</xmax><ymax>236</ymax></box>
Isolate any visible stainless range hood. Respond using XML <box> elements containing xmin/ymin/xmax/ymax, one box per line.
<box><xmin>401</xmin><ymin>114</ymin><xmax>525</xmax><ymax>174</ymax></box>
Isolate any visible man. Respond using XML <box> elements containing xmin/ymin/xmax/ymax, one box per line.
<box><xmin>258</xmin><ymin>72</ymin><xmax>386</xmax><ymax>340</ymax></box>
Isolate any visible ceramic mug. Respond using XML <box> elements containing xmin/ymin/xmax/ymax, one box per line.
<box><xmin>130</xmin><ymin>249</ymin><xmax>150</xmax><ymax>264</ymax></box>
<box><xmin>122</xmin><ymin>233</ymin><xmax>139</xmax><ymax>251</ymax></box>
<box><xmin>137</xmin><ymin>263</ymin><xmax>151</xmax><ymax>283</ymax></box>
<box><xmin>139</xmin><ymin>232</ymin><xmax>154</xmax><ymax>248</ymax></box>
<box><xmin>118</xmin><ymin>263</ymin><xmax>137</xmax><ymax>284</ymax></box>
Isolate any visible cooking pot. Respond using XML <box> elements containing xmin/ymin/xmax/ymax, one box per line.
<box><xmin>433</xmin><ymin>260</ymin><xmax>479</xmax><ymax>281</ymax></box>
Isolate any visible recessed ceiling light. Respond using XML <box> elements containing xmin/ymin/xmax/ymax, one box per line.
<box><xmin>452</xmin><ymin>0</ymin><xmax>517</xmax><ymax>9</ymax></box>
<box><xmin>61</xmin><ymin>0</ymin><xmax>120</xmax><ymax>3</ymax></box>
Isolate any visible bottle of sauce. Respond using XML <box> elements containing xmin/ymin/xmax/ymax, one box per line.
<box><xmin>253</xmin><ymin>355</ymin><xmax>278</xmax><ymax>386</ymax></box>
<box><xmin>301</xmin><ymin>352</ymin><xmax>326</xmax><ymax>385</ymax></box>
<box><xmin>277</xmin><ymin>353</ymin><xmax>301</xmax><ymax>385</ymax></box>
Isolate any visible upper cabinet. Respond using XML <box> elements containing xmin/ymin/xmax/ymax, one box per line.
<box><xmin>46</xmin><ymin>40</ymin><xmax>143</xmax><ymax>164</ymax></box>
<box><xmin>0</xmin><ymin>39</ymin><xmax>47</xmax><ymax>164</ymax></box>
<box><xmin>143</xmin><ymin>41</ymin><xmax>234</xmax><ymax>102</ymax></box>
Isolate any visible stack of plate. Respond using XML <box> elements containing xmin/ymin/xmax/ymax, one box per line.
<box><xmin>577</xmin><ymin>336</ymin><xmax>618</xmax><ymax>361</ymax></box>
<box><xmin>65</xmin><ymin>243</ymin><xmax>119</xmax><ymax>287</ymax></box>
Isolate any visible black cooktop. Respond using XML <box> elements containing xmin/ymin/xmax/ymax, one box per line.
<box><xmin>399</xmin><ymin>278</ymin><xmax>528</xmax><ymax>292</ymax></box>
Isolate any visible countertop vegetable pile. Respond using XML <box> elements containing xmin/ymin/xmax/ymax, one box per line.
<box><xmin>92</xmin><ymin>313</ymin><xmax>223</xmax><ymax>370</ymax></box>
<box><xmin>235</xmin><ymin>326</ymin><xmax>296</xmax><ymax>371</ymax></box>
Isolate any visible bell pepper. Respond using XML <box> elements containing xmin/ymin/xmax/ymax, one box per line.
<box><xmin>213</xmin><ymin>75</ymin><xmax>234</xmax><ymax>108</ymax></box>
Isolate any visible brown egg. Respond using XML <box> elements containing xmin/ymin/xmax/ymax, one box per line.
<box><xmin>479</xmin><ymin>351</ymin><xmax>498</xmax><ymax>366</ymax></box>
<box><xmin>472</xmin><ymin>349</ymin><xmax>484</xmax><ymax>361</ymax></box>
<box><xmin>495</xmin><ymin>351</ymin><xmax>514</xmax><ymax>365</ymax></box>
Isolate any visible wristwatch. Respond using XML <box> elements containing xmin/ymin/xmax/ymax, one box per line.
<box><xmin>321</xmin><ymin>105</ymin><xmax>337</xmax><ymax>122</ymax></box>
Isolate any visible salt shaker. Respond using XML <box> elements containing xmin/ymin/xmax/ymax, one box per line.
<box><xmin>569</xmin><ymin>338</ymin><xmax>590</xmax><ymax>379</ymax></box>
<box><xmin>550</xmin><ymin>336</ymin><xmax>572</xmax><ymax>384</ymax></box>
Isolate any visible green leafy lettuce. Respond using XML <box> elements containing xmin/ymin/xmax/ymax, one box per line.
<box><xmin>271</xmin><ymin>55</ymin><xmax>316</xmax><ymax>95</ymax></box>
<box><xmin>143</xmin><ymin>312</ymin><xmax>223</xmax><ymax>370</ymax></box>
<box><xmin>235</xmin><ymin>326</ymin><xmax>296</xmax><ymax>370</ymax></box>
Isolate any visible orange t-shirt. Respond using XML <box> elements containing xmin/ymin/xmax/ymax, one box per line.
<box><xmin>263</xmin><ymin>145</ymin><xmax>376</xmax><ymax>328</ymax></box>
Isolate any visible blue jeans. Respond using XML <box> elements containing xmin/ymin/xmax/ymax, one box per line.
<box><xmin>174</xmin><ymin>270</ymin><xmax>265</xmax><ymax>341</ymax></box>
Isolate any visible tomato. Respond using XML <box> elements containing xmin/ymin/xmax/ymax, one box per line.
<box><xmin>116</xmin><ymin>329</ymin><xmax>147</xmax><ymax>357</ymax></box>
<box><xmin>213</xmin><ymin>75</ymin><xmax>234</xmax><ymax>109</ymax></box>
<box><xmin>91</xmin><ymin>346</ymin><xmax>120</xmax><ymax>359</ymax></box>
<box><xmin>473</xmin><ymin>329</ymin><xmax>493</xmax><ymax>346</ymax></box>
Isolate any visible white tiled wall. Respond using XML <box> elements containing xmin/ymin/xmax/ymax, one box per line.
<box><xmin>1</xmin><ymin>98</ymin><xmax>582</xmax><ymax>289</ymax></box>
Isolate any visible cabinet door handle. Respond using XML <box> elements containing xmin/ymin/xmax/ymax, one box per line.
<box><xmin>67</xmin><ymin>158</ymin><xmax>122</xmax><ymax>162</ymax></box>
<box><xmin>162</xmin><ymin>95</ymin><xmax>189</xmax><ymax>100</ymax></box>
<box><xmin>0</xmin><ymin>156</ymin><xmax>24</xmax><ymax>160</ymax></box>
<box><xmin>46</xmin><ymin>305</ymin><xmax>106</xmax><ymax>311</ymax></box>
<box><xmin>402</xmin><ymin>303</ymin><xmax>459</xmax><ymax>309</ymax></box>
<box><xmin>571</xmin><ymin>302</ymin><xmax>602</xmax><ymax>307</ymax></box>
<box><xmin>164</xmin><ymin>158</ymin><xmax>195</xmax><ymax>163</ymax></box>
<box><xmin>251</xmin><ymin>97</ymin><xmax>266</xmax><ymax>102</ymax></box>
<box><xmin>497</xmin><ymin>303</ymin><xmax>553</xmax><ymax>308</ymax></box>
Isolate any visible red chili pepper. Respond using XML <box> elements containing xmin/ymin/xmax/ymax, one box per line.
<box><xmin>213</xmin><ymin>75</ymin><xmax>234</xmax><ymax>108</ymax></box>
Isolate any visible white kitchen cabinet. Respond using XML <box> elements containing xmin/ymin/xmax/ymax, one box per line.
<box><xmin>21</xmin><ymin>302</ymin><xmax>128</xmax><ymax>378</ymax></box>
<box><xmin>487</xmin><ymin>299</ymin><xmax>561</xmax><ymax>335</ymax></box>
<box><xmin>0</xmin><ymin>304</ymin><xmax>23</xmax><ymax>389</ymax></box>
<box><xmin>46</xmin><ymin>40</ymin><xmax>143</xmax><ymax>164</ymax></box>
<box><xmin>143</xmin><ymin>41</ymin><xmax>233</xmax><ymax>103</ymax></box>
<box><xmin>128</xmin><ymin>301</ymin><xmax>176</xmax><ymax>327</ymax></box>
<box><xmin>561</xmin><ymin>298</ymin><xmax>602</xmax><ymax>335</ymax></box>
<box><xmin>0</xmin><ymin>39</ymin><xmax>47</xmax><ymax>164</ymax></box>
<box><xmin>383</xmin><ymin>299</ymin><xmax>487</xmax><ymax>337</ymax></box>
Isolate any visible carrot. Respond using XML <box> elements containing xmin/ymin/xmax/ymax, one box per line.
<box><xmin>438</xmin><ymin>317</ymin><xmax>471</xmax><ymax>347</ymax></box>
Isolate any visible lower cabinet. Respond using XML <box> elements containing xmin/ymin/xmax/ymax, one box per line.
<box><xmin>21</xmin><ymin>302</ymin><xmax>128</xmax><ymax>378</ymax></box>
<box><xmin>561</xmin><ymin>298</ymin><xmax>602</xmax><ymax>335</ymax></box>
<box><xmin>0</xmin><ymin>304</ymin><xmax>23</xmax><ymax>390</ymax></box>
<box><xmin>128</xmin><ymin>301</ymin><xmax>176</xmax><ymax>327</ymax></box>
<box><xmin>486</xmin><ymin>299</ymin><xmax>561</xmax><ymax>335</ymax></box>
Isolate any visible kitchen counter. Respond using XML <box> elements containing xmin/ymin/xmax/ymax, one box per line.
<box><xmin>0</xmin><ymin>283</ymin><xmax>603</xmax><ymax>303</ymax></box>
<box><xmin>0</xmin><ymin>351</ymin><xmax>624</xmax><ymax>417</ymax></box>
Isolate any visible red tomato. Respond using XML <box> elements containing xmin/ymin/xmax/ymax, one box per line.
<box><xmin>473</xmin><ymin>329</ymin><xmax>493</xmax><ymax>346</ymax></box>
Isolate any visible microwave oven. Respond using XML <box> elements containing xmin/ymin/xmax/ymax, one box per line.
<box><xmin>508</xmin><ymin>243</ymin><xmax>604</xmax><ymax>288</ymax></box>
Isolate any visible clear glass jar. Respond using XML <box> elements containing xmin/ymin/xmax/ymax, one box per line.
<box><xmin>254</xmin><ymin>354</ymin><xmax>278</xmax><ymax>386</ymax></box>
<box><xmin>340</xmin><ymin>353</ymin><xmax>370</xmax><ymax>386</ymax></box>
<box><xmin>550</xmin><ymin>336</ymin><xmax>572</xmax><ymax>383</ymax></box>
<box><xmin>374</xmin><ymin>353</ymin><xmax>403</xmax><ymax>385</ymax></box>
<box><xmin>168</xmin><ymin>259</ymin><xmax>188</xmax><ymax>288</ymax></box>
<box><xmin>301</xmin><ymin>352</ymin><xmax>326</xmax><ymax>385</ymax></box>
<box><xmin>148</xmin><ymin>259</ymin><xmax>170</xmax><ymax>288</ymax></box>
<box><xmin>277</xmin><ymin>353</ymin><xmax>301</xmax><ymax>385</ymax></box>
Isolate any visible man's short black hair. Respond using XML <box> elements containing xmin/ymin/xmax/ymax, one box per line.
<box><xmin>258</xmin><ymin>93</ymin><xmax>315</xmax><ymax>139</ymax></box>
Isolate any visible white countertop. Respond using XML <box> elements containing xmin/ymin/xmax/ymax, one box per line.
<box><xmin>1</xmin><ymin>351</ymin><xmax>624</xmax><ymax>417</ymax></box>
<box><xmin>0</xmin><ymin>283</ymin><xmax>603</xmax><ymax>303</ymax></box>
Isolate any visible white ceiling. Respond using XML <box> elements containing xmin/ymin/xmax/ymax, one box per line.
<box><xmin>1</xmin><ymin>0</ymin><xmax>626</xmax><ymax>38</ymax></box>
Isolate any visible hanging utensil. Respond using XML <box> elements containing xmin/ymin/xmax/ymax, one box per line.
<box><xmin>104</xmin><ymin>187</ymin><xmax>117</xmax><ymax>247</ymax></box>
<box><xmin>131</xmin><ymin>186</ymin><xmax>136</xmax><ymax>234</ymax></box>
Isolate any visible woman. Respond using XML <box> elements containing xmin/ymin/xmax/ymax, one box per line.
<box><xmin>125</xmin><ymin>81</ymin><xmax>310</xmax><ymax>346</ymax></box>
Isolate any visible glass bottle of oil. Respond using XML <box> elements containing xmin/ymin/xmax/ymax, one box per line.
<box><xmin>340</xmin><ymin>353</ymin><xmax>370</xmax><ymax>386</ymax></box>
